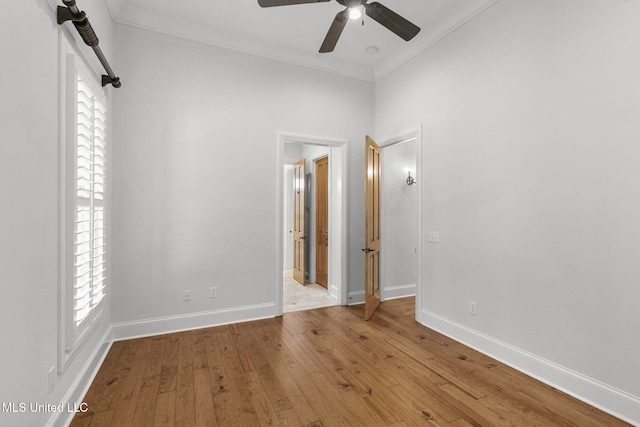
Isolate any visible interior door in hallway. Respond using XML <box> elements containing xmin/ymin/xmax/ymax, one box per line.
<box><xmin>364</xmin><ymin>136</ymin><xmax>381</xmax><ymax>320</ymax></box>
<box><xmin>316</xmin><ymin>156</ymin><xmax>329</xmax><ymax>288</ymax></box>
<box><xmin>293</xmin><ymin>159</ymin><xmax>306</xmax><ymax>285</ymax></box>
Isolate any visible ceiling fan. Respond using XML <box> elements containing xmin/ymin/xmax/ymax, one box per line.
<box><xmin>257</xmin><ymin>0</ymin><xmax>421</xmax><ymax>53</ymax></box>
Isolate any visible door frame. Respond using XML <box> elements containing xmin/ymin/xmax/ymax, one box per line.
<box><xmin>379</xmin><ymin>126</ymin><xmax>423</xmax><ymax>321</ymax></box>
<box><xmin>275</xmin><ymin>132</ymin><xmax>348</xmax><ymax>316</ymax></box>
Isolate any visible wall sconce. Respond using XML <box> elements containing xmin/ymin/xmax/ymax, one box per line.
<box><xmin>406</xmin><ymin>171</ymin><xmax>416</xmax><ymax>186</ymax></box>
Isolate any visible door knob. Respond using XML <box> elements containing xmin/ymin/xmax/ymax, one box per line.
<box><xmin>362</xmin><ymin>248</ymin><xmax>374</xmax><ymax>253</ymax></box>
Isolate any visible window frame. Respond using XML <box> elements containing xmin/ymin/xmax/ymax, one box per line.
<box><xmin>58</xmin><ymin>32</ymin><xmax>110</xmax><ymax>370</ymax></box>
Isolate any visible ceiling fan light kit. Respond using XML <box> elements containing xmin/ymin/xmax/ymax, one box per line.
<box><xmin>257</xmin><ymin>0</ymin><xmax>420</xmax><ymax>53</ymax></box>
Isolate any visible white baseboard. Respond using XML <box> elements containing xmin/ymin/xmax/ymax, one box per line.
<box><xmin>47</xmin><ymin>327</ymin><xmax>113</xmax><ymax>427</ymax></box>
<box><xmin>348</xmin><ymin>290</ymin><xmax>364</xmax><ymax>305</ymax></box>
<box><xmin>111</xmin><ymin>303</ymin><xmax>276</xmax><ymax>341</ymax></box>
<box><xmin>382</xmin><ymin>283</ymin><xmax>416</xmax><ymax>301</ymax></box>
<box><xmin>348</xmin><ymin>284</ymin><xmax>417</xmax><ymax>305</ymax></box>
<box><xmin>419</xmin><ymin>308</ymin><xmax>640</xmax><ymax>426</ymax></box>
<box><xmin>329</xmin><ymin>285</ymin><xmax>339</xmax><ymax>299</ymax></box>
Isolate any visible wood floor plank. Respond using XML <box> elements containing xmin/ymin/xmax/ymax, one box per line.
<box><xmin>153</xmin><ymin>391</ymin><xmax>176</xmax><ymax>426</ymax></box>
<box><xmin>86</xmin><ymin>408</ymin><xmax>114</xmax><ymax>427</ymax></box>
<box><xmin>175</xmin><ymin>331</ymin><xmax>195</xmax><ymax>425</ymax></box>
<box><xmin>158</xmin><ymin>334</ymin><xmax>179</xmax><ymax>394</ymax></box>
<box><xmin>174</xmin><ymin>365</ymin><xmax>195</xmax><ymax>425</ymax></box>
<box><xmin>193</xmin><ymin>365</ymin><xmax>216</xmax><ymax>427</ymax></box>
<box><xmin>130</xmin><ymin>375</ymin><xmax>160</xmax><ymax>427</ymax></box>
<box><xmin>71</xmin><ymin>298</ymin><xmax>632</xmax><ymax>427</ymax></box>
<box><xmin>258</xmin><ymin>325</ymin><xmax>319</xmax><ymax>425</ymax></box>
<box><xmin>109</xmin><ymin>357</ymin><xmax>149</xmax><ymax>426</ymax></box>
<box><xmin>242</xmin><ymin>323</ymin><xmax>294</xmax><ymax>414</ymax></box>
<box><xmin>204</xmin><ymin>328</ymin><xmax>240</xmax><ymax>427</ymax></box>
<box><xmin>264</xmin><ymin>324</ymin><xmax>350</xmax><ymax>425</ymax></box>
<box><xmin>146</xmin><ymin>335</ymin><xmax>167</xmax><ymax>378</ymax></box>
<box><xmin>211</xmin><ymin>325</ymin><xmax>261</xmax><ymax>426</ymax></box>
<box><xmin>191</xmin><ymin>329</ymin><xmax>209</xmax><ymax>370</ymax></box>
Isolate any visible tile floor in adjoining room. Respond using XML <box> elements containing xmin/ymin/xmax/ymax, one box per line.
<box><xmin>283</xmin><ymin>269</ymin><xmax>339</xmax><ymax>313</ymax></box>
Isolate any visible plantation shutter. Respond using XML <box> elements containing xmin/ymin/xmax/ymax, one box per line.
<box><xmin>71</xmin><ymin>69</ymin><xmax>107</xmax><ymax>345</ymax></box>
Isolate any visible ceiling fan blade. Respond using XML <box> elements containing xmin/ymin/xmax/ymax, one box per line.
<box><xmin>258</xmin><ymin>0</ymin><xmax>331</xmax><ymax>7</ymax></box>
<box><xmin>365</xmin><ymin>2</ymin><xmax>420</xmax><ymax>41</ymax></box>
<box><xmin>319</xmin><ymin>9</ymin><xmax>349</xmax><ymax>53</ymax></box>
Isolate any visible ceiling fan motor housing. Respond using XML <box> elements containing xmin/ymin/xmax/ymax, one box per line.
<box><xmin>337</xmin><ymin>0</ymin><xmax>366</xmax><ymax>7</ymax></box>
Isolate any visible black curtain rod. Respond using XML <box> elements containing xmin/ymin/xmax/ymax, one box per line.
<box><xmin>57</xmin><ymin>0</ymin><xmax>121</xmax><ymax>88</ymax></box>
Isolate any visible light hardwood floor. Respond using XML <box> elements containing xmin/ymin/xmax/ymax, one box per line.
<box><xmin>71</xmin><ymin>298</ymin><xmax>630</xmax><ymax>426</ymax></box>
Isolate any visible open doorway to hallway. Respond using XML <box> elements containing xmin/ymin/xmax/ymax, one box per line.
<box><xmin>275</xmin><ymin>132</ymin><xmax>348</xmax><ymax>316</ymax></box>
<box><xmin>282</xmin><ymin>145</ymin><xmax>338</xmax><ymax>313</ymax></box>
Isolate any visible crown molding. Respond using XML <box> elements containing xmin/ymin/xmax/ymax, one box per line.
<box><xmin>104</xmin><ymin>0</ymin><xmax>499</xmax><ymax>83</ymax></box>
<box><xmin>104</xmin><ymin>0</ymin><xmax>126</xmax><ymax>21</ymax></box>
<box><xmin>373</xmin><ymin>0</ymin><xmax>501</xmax><ymax>81</ymax></box>
<box><xmin>107</xmin><ymin>1</ymin><xmax>375</xmax><ymax>81</ymax></box>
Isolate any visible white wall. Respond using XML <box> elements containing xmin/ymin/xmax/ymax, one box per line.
<box><xmin>0</xmin><ymin>1</ymin><xmax>114</xmax><ymax>426</ymax></box>
<box><xmin>375</xmin><ymin>0</ymin><xmax>640</xmax><ymax>422</ymax></box>
<box><xmin>382</xmin><ymin>139</ymin><xmax>418</xmax><ymax>300</ymax></box>
<box><xmin>111</xmin><ymin>24</ymin><xmax>373</xmax><ymax>335</ymax></box>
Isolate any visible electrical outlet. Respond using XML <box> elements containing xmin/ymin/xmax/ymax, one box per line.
<box><xmin>183</xmin><ymin>290</ymin><xmax>191</xmax><ymax>301</ymax></box>
<box><xmin>427</xmin><ymin>231</ymin><xmax>440</xmax><ymax>243</ymax></box>
<box><xmin>210</xmin><ymin>287</ymin><xmax>217</xmax><ymax>298</ymax></box>
<box><xmin>469</xmin><ymin>301</ymin><xmax>478</xmax><ymax>316</ymax></box>
<box><xmin>48</xmin><ymin>366</ymin><xmax>56</xmax><ymax>393</ymax></box>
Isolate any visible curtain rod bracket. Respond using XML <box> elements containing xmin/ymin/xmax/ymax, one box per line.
<box><xmin>102</xmin><ymin>75</ymin><xmax>121</xmax><ymax>88</ymax></box>
<box><xmin>56</xmin><ymin>6</ymin><xmax>85</xmax><ymax>25</ymax></box>
<box><xmin>56</xmin><ymin>1</ymin><xmax>121</xmax><ymax>89</ymax></box>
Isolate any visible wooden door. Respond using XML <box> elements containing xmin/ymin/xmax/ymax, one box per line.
<box><xmin>293</xmin><ymin>159</ymin><xmax>306</xmax><ymax>285</ymax></box>
<box><xmin>316</xmin><ymin>156</ymin><xmax>329</xmax><ymax>288</ymax></box>
<box><xmin>364</xmin><ymin>136</ymin><xmax>382</xmax><ymax>320</ymax></box>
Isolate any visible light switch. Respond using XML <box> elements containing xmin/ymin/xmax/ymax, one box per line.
<box><xmin>427</xmin><ymin>231</ymin><xmax>440</xmax><ymax>243</ymax></box>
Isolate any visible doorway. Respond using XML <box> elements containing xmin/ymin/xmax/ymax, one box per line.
<box><xmin>380</xmin><ymin>137</ymin><xmax>419</xmax><ymax>300</ymax></box>
<box><xmin>275</xmin><ymin>132</ymin><xmax>348</xmax><ymax>316</ymax></box>
<box><xmin>378</xmin><ymin>128</ymin><xmax>422</xmax><ymax>321</ymax></box>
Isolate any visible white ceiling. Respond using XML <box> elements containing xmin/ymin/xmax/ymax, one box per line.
<box><xmin>104</xmin><ymin>0</ymin><xmax>498</xmax><ymax>81</ymax></box>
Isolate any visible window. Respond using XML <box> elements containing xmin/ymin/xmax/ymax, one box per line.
<box><xmin>61</xmin><ymin>50</ymin><xmax>108</xmax><ymax>358</ymax></box>
<box><xmin>70</xmin><ymin>71</ymin><xmax>107</xmax><ymax>346</ymax></box>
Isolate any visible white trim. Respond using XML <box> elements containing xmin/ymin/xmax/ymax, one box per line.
<box><xmin>348</xmin><ymin>290</ymin><xmax>365</xmax><ymax>306</ymax></box>
<box><xmin>416</xmin><ymin>126</ymin><xmax>424</xmax><ymax>327</ymax></box>
<box><xmin>111</xmin><ymin>304</ymin><xmax>275</xmax><ymax>341</ymax></box>
<box><xmin>280</xmin><ymin>132</ymin><xmax>349</xmax><ymax>147</ymax></box>
<box><xmin>382</xmin><ymin>284</ymin><xmax>417</xmax><ymax>302</ymax></box>
<box><xmin>275</xmin><ymin>132</ymin><xmax>349</xmax><ymax>316</ymax></box>
<box><xmin>103</xmin><ymin>0</ymin><xmax>126</xmax><ymax>21</ymax></box>
<box><xmin>419</xmin><ymin>309</ymin><xmax>640</xmax><ymax>426</ymax></box>
<box><xmin>57</xmin><ymin>30</ymin><xmax>111</xmax><ymax>372</ymax></box>
<box><xmin>46</xmin><ymin>327</ymin><xmax>113</xmax><ymax>427</ymax></box>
